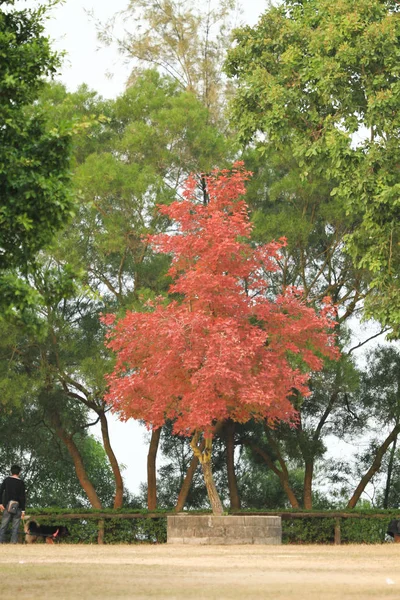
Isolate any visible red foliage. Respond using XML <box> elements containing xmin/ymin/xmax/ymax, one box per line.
<box><xmin>104</xmin><ymin>163</ymin><xmax>338</xmax><ymax>435</ymax></box>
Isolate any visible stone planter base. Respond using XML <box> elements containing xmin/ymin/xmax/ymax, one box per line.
<box><xmin>167</xmin><ymin>515</ymin><xmax>281</xmax><ymax>545</ymax></box>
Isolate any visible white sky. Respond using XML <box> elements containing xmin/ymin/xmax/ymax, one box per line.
<box><xmin>38</xmin><ymin>0</ymin><xmax>269</xmax><ymax>496</ymax></box>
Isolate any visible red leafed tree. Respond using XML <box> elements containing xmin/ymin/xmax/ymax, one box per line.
<box><xmin>103</xmin><ymin>163</ymin><xmax>338</xmax><ymax>515</ymax></box>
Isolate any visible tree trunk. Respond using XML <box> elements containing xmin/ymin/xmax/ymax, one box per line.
<box><xmin>225</xmin><ymin>421</ymin><xmax>241</xmax><ymax>510</ymax></box>
<box><xmin>296</xmin><ymin>392</ymin><xmax>338</xmax><ymax>510</ymax></box>
<box><xmin>384</xmin><ymin>431</ymin><xmax>398</xmax><ymax>509</ymax></box>
<box><xmin>383</xmin><ymin>434</ymin><xmax>397</xmax><ymax>509</ymax></box>
<box><xmin>147</xmin><ymin>427</ymin><xmax>161</xmax><ymax>510</ymax></box>
<box><xmin>201</xmin><ymin>459</ymin><xmax>223</xmax><ymax>515</ymax></box>
<box><xmin>175</xmin><ymin>449</ymin><xmax>201</xmax><ymax>512</ymax></box>
<box><xmin>303</xmin><ymin>461</ymin><xmax>313</xmax><ymax>509</ymax></box>
<box><xmin>99</xmin><ymin>411</ymin><xmax>124</xmax><ymax>509</ymax></box>
<box><xmin>347</xmin><ymin>423</ymin><xmax>400</xmax><ymax>509</ymax></box>
<box><xmin>190</xmin><ymin>430</ymin><xmax>224</xmax><ymax>515</ymax></box>
<box><xmin>175</xmin><ymin>422</ymin><xmax>223</xmax><ymax>512</ymax></box>
<box><xmin>52</xmin><ymin>417</ymin><xmax>102</xmax><ymax>510</ymax></box>
<box><xmin>250</xmin><ymin>443</ymin><xmax>300</xmax><ymax>508</ymax></box>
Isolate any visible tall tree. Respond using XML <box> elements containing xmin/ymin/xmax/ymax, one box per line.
<box><xmin>100</xmin><ymin>0</ymin><xmax>239</xmax><ymax>121</ymax></box>
<box><xmin>104</xmin><ymin>164</ymin><xmax>337</xmax><ymax>514</ymax></box>
<box><xmin>347</xmin><ymin>345</ymin><xmax>400</xmax><ymax>508</ymax></box>
<box><xmin>0</xmin><ymin>404</ymin><xmax>116</xmax><ymax>509</ymax></box>
<box><xmin>0</xmin><ymin>0</ymin><xmax>73</xmax><ymax>315</ymax></box>
<box><xmin>0</xmin><ymin>315</ymin><xmax>105</xmax><ymax>510</ymax></box>
<box><xmin>223</xmin><ymin>0</ymin><xmax>400</xmax><ymax>508</ymax></box>
<box><xmin>225</xmin><ymin>0</ymin><xmax>400</xmax><ymax>333</ymax></box>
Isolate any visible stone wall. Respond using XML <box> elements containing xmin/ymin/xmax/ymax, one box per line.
<box><xmin>167</xmin><ymin>515</ymin><xmax>282</xmax><ymax>545</ymax></box>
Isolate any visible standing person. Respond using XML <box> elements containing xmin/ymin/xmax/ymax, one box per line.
<box><xmin>0</xmin><ymin>465</ymin><xmax>26</xmax><ymax>544</ymax></box>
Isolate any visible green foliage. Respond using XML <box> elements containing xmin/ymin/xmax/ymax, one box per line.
<box><xmin>0</xmin><ymin>404</ymin><xmax>116</xmax><ymax>508</ymax></box>
<box><xmin>221</xmin><ymin>0</ymin><xmax>400</xmax><ymax>508</ymax></box>
<box><xmin>21</xmin><ymin>509</ymin><xmax>168</xmax><ymax>543</ymax></box>
<box><xmin>103</xmin><ymin>518</ymin><xmax>167</xmax><ymax>544</ymax></box>
<box><xmin>226</xmin><ymin>0</ymin><xmax>400</xmax><ymax>334</ymax></box>
<box><xmin>0</xmin><ymin>1</ymin><xmax>74</xmax><ymax>312</ymax></box>
<box><xmin>100</xmin><ymin>0</ymin><xmax>238</xmax><ymax>123</ymax></box>
<box><xmin>49</xmin><ymin>71</ymin><xmax>232</xmax><ymax>312</ymax></box>
<box><xmin>237</xmin><ymin>452</ymin><xmax>305</xmax><ymax>509</ymax></box>
<box><xmin>283</xmin><ymin>518</ymin><xmax>337</xmax><ymax>544</ymax></box>
<box><xmin>282</xmin><ymin>517</ymin><xmax>388</xmax><ymax>544</ymax></box>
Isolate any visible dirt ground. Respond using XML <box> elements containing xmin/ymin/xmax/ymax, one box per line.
<box><xmin>0</xmin><ymin>543</ymin><xmax>399</xmax><ymax>599</ymax></box>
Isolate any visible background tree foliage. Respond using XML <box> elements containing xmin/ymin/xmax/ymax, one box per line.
<box><xmin>0</xmin><ymin>405</ymin><xmax>116</xmax><ymax>508</ymax></box>
<box><xmin>0</xmin><ymin>0</ymin><xmax>74</xmax><ymax>317</ymax></box>
<box><xmin>225</xmin><ymin>0</ymin><xmax>400</xmax><ymax>334</ymax></box>
<box><xmin>99</xmin><ymin>0</ymin><xmax>239</xmax><ymax>122</ymax></box>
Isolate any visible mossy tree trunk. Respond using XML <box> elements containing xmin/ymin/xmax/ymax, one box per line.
<box><xmin>190</xmin><ymin>430</ymin><xmax>223</xmax><ymax>516</ymax></box>
<box><xmin>175</xmin><ymin>422</ymin><xmax>223</xmax><ymax>512</ymax></box>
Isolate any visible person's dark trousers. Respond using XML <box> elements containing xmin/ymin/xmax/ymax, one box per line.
<box><xmin>0</xmin><ymin>508</ymin><xmax>22</xmax><ymax>543</ymax></box>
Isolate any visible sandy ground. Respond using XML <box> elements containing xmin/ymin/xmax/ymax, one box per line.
<box><xmin>0</xmin><ymin>544</ymin><xmax>399</xmax><ymax>599</ymax></box>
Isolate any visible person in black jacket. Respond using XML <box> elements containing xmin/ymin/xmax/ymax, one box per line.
<box><xmin>0</xmin><ymin>465</ymin><xmax>26</xmax><ymax>543</ymax></box>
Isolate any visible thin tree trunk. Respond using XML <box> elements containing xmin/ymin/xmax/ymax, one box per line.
<box><xmin>52</xmin><ymin>417</ymin><xmax>102</xmax><ymax>510</ymax></box>
<box><xmin>190</xmin><ymin>430</ymin><xmax>224</xmax><ymax>515</ymax></box>
<box><xmin>347</xmin><ymin>423</ymin><xmax>400</xmax><ymax>509</ymax></box>
<box><xmin>303</xmin><ymin>461</ymin><xmax>313</xmax><ymax>509</ymax></box>
<box><xmin>147</xmin><ymin>427</ymin><xmax>161</xmax><ymax>510</ymax></box>
<box><xmin>225</xmin><ymin>421</ymin><xmax>241</xmax><ymax>510</ymax></box>
<box><xmin>297</xmin><ymin>392</ymin><xmax>338</xmax><ymax>509</ymax></box>
<box><xmin>383</xmin><ymin>433</ymin><xmax>398</xmax><ymax>509</ymax></box>
<box><xmin>250</xmin><ymin>443</ymin><xmax>300</xmax><ymax>508</ymax></box>
<box><xmin>99</xmin><ymin>411</ymin><xmax>124</xmax><ymax>509</ymax></box>
<box><xmin>57</xmin><ymin>377</ymin><xmax>124</xmax><ymax>509</ymax></box>
<box><xmin>175</xmin><ymin>447</ymin><xmax>202</xmax><ymax>512</ymax></box>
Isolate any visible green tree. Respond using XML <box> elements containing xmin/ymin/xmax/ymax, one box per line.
<box><xmin>346</xmin><ymin>345</ymin><xmax>400</xmax><ymax>508</ymax></box>
<box><xmin>221</xmin><ymin>0</ymin><xmax>400</xmax><ymax>508</ymax></box>
<box><xmin>226</xmin><ymin>0</ymin><xmax>400</xmax><ymax>333</ymax></box>
<box><xmin>0</xmin><ymin>404</ymin><xmax>116</xmax><ymax>509</ymax></box>
<box><xmin>0</xmin><ymin>308</ymin><xmax>106</xmax><ymax>509</ymax></box>
<box><xmin>0</xmin><ymin>1</ymin><xmax>73</xmax><ymax>316</ymax></box>
<box><xmin>100</xmin><ymin>0</ymin><xmax>238</xmax><ymax>122</ymax></box>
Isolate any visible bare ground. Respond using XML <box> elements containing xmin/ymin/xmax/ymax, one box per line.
<box><xmin>0</xmin><ymin>544</ymin><xmax>399</xmax><ymax>599</ymax></box>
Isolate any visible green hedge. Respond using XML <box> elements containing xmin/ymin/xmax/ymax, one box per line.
<box><xmin>22</xmin><ymin>516</ymin><xmax>167</xmax><ymax>544</ymax></box>
<box><xmin>21</xmin><ymin>509</ymin><xmax>398</xmax><ymax>544</ymax></box>
<box><xmin>282</xmin><ymin>517</ymin><xmax>388</xmax><ymax>544</ymax></box>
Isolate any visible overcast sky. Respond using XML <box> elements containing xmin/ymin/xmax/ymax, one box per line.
<box><xmin>34</xmin><ymin>0</ymin><xmax>269</xmax><ymax>496</ymax></box>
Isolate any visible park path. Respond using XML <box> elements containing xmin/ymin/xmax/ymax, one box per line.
<box><xmin>0</xmin><ymin>544</ymin><xmax>399</xmax><ymax>598</ymax></box>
